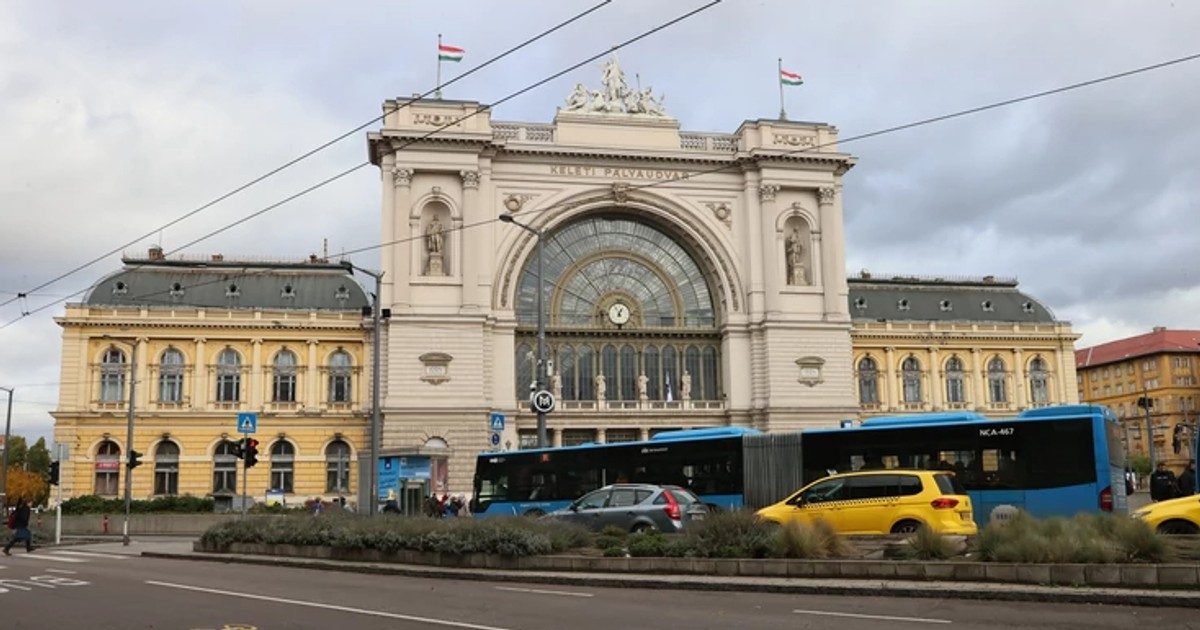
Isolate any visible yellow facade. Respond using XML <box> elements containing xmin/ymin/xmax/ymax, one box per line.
<box><xmin>52</xmin><ymin>258</ymin><xmax>372</xmax><ymax>507</ymax></box>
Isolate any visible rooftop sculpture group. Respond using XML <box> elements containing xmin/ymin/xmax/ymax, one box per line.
<box><xmin>563</xmin><ymin>56</ymin><xmax>667</xmax><ymax>116</ymax></box>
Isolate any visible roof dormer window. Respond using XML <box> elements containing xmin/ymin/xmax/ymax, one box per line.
<box><xmin>981</xmin><ymin>300</ymin><xmax>994</xmax><ymax>312</ymax></box>
<box><xmin>897</xmin><ymin>299</ymin><xmax>910</xmax><ymax>311</ymax></box>
<box><xmin>112</xmin><ymin>281</ymin><xmax>128</xmax><ymax>295</ymax></box>
<box><xmin>226</xmin><ymin>283</ymin><xmax>240</xmax><ymax>298</ymax></box>
<box><xmin>281</xmin><ymin>284</ymin><xmax>296</xmax><ymax>299</ymax></box>
<box><xmin>1022</xmin><ymin>301</ymin><xmax>1035</xmax><ymax>314</ymax></box>
<box><xmin>939</xmin><ymin>299</ymin><xmax>953</xmax><ymax>312</ymax></box>
<box><xmin>335</xmin><ymin>286</ymin><xmax>350</xmax><ymax>303</ymax></box>
<box><xmin>169</xmin><ymin>282</ymin><xmax>184</xmax><ymax>298</ymax></box>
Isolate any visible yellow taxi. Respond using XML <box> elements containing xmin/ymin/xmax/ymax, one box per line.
<box><xmin>1133</xmin><ymin>494</ymin><xmax>1200</xmax><ymax>535</ymax></box>
<box><xmin>756</xmin><ymin>470</ymin><xmax>978</xmax><ymax>535</ymax></box>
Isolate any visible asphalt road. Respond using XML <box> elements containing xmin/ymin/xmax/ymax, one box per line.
<box><xmin>0</xmin><ymin>540</ymin><xmax>1197</xmax><ymax>629</ymax></box>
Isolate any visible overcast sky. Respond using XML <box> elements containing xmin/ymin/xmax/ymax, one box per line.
<box><xmin>2</xmin><ymin>1</ymin><xmax>1198</xmax><ymax>444</ymax></box>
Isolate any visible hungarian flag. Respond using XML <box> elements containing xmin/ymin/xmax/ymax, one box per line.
<box><xmin>780</xmin><ymin>69</ymin><xmax>803</xmax><ymax>86</ymax></box>
<box><xmin>438</xmin><ymin>44</ymin><xmax>465</xmax><ymax>62</ymax></box>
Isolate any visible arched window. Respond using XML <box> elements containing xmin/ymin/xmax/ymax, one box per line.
<box><xmin>1029</xmin><ymin>356</ymin><xmax>1050</xmax><ymax>404</ymax></box>
<box><xmin>216</xmin><ymin>349</ymin><xmax>241</xmax><ymax>402</ymax></box>
<box><xmin>702</xmin><ymin>346</ymin><xmax>719</xmax><ymax>401</ymax></box>
<box><xmin>643</xmin><ymin>345</ymin><xmax>660</xmax><ymax>399</ymax></box>
<box><xmin>270</xmin><ymin>440</ymin><xmax>295</xmax><ymax>493</ymax></box>
<box><xmin>684</xmin><ymin>346</ymin><xmax>701</xmax><ymax>400</ymax></box>
<box><xmin>272</xmin><ymin>349</ymin><xmax>298</xmax><ymax>402</ymax></box>
<box><xmin>328</xmin><ymin>350</ymin><xmax>352</xmax><ymax>403</ymax></box>
<box><xmin>857</xmin><ymin>357</ymin><xmax>879</xmax><ymax>405</ymax></box>
<box><xmin>988</xmin><ymin>357</ymin><xmax>1008</xmax><ymax>403</ymax></box>
<box><xmin>945</xmin><ymin>356</ymin><xmax>966</xmax><ymax>404</ymax></box>
<box><xmin>578</xmin><ymin>345</ymin><xmax>595</xmax><ymax>400</ymax></box>
<box><xmin>620</xmin><ymin>345</ymin><xmax>637</xmax><ymax>401</ymax></box>
<box><xmin>515</xmin><ymin>343</ymin><xmax>533</xmax><ymax>400</ymax></box>
<box><xmin>902</xmin><ymin>357</ymin><xmax>922</xmax><ymax>404</ymax></box>
<box><xmin>100</xmin><ymin>348</ymin><xmax>126</xmax><ymax>402</ymax></box>
<box><xmin>153</xmin><ymin>441</ymin><xmax>180</xmax><ymax>496</ymax></box>
<box><xmin>326</xmin><ymin>440</ymin><xmax>352</xmax><ymax>493</ymax></box>
<box><xmin>601</xmin><ymin>345</ymin><xmax>618</xmax><ymax>399</ymax></box>
<box><xmin>662</xmin><ymin>346</ymin><xmax>679</xmax><ymax>401</ymax></box>
<box><xmin>159</xmin><ymin>348</ymin><xmax>185</xmax><ymax>404</ymax></box>
<box><xmin>213</xmin><ymin>440</ymin><xmax>239</xmax><ymax>494</ymax></box>
<box><xmin>559</xmin><ymin>345</ymin><xmax>576</xmax><ymax>400</ymax></box>
<box><xmin>94</xmin><ymin>440</ymin><xmax>121</xmax><ymax>496</ymax></box>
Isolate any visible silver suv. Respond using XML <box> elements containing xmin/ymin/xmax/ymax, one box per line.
<box><xmin>545</xmin><ymin>484</ymin><xmax>708</xmax><ymax>533</ymax></box>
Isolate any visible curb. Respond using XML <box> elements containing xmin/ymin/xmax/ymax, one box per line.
<box><xmin>141</xmin><ymin>551</ymin><xmax>1200</xmax><ymax>608</ymax></box>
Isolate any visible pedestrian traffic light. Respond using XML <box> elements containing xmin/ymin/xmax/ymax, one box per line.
<box><xmin>244</xmin><ymin>439</ymin><xmax>259</xmax><ymax>469</ymax></box>
<box><xmin>127</xmin><ymin>449</ymin><xmax>143</xmax><ymax>469</ymax></box>
<box><xmin>48</xmin><ymin>461</ymin><xmax>60</xmax><ymax>485</ymax></box>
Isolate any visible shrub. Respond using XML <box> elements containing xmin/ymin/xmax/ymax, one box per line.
<box><xmin>674</xmin><ymin>510</ymin><xmax>781</xmax><ymax>559</ymax></box>
<box><xmin>903</xmin><ymin>527</ymin><xmax>958</xmax><ymax>560</ymax></box>
<box><xmin>602</xmin><ymin>546</ymin><xmax>626</xmax><ymax>557</ymax></box>
<box><xmin>628</xmin><ymin>532</ymin><xmax>668</xmax><ymax>557</ymax></box>
<box><xmin>62</xmin><ymin>494</ymin><xmax>214</xmax><ymax>515</ymax></box>
<box><xmin>975</xmin><ymin>511</ymin><xmax>1171</xmax><ymax>564</ymax></box>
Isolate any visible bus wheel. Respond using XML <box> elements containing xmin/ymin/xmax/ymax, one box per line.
<box><xmin>1157</xmin><ymin>520</ymin><xmax>1199</xmax><ymax>536</ymax></box>
<box><xmin>631</xmin><ymin>522</ymin><xmax>657</xmax><ymax>534</ymax></box>
<box><xmin>891</xmin><ymin>520</ymin><xmax>923</xmax><ymax>534</ymax></box>
<box><xmin>523</xmin><ymin>508</ymin><xmax>546</xmax><ymax>518</ymax></box>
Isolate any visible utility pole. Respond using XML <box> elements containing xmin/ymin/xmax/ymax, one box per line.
<box><xmin>341</xmin><ymin>262</ymin><xmax>385</xmax><ymax>515</ymax></box>
<box><xmin>1140</xmin><ymin>389</ymin><xmax>1156</xmax><ymax>473</ymax></box>
<box><xmin>0</xmin><ymin>387</ymin><xmax>12</xmax><ymax>511</ymax></box>
<box><xmin>122</xmin><ymin>341</ymin><xmax>138</xmax><ymax>546</ymax></box>
<box><xmin>499</xmin><ymin>213</ymin><xmax>549</xmax><ymax>447</ymax></box>
<box><xmin>55</xmin><ymin>442</ymin><xmax>64</xmax><ymax>545</ymax></box>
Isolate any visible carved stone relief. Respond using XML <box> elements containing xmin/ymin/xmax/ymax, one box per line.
<box><xmin>460</xmin><ymin>170</ymin><xmax>480</xmax><ymax>189</ymax></box>
<box><xmin>391</xmin><ymin>167</ymin><xmax>414</xmax><ymax>188</ymax></box>
<box><xmin>758</xmin><ymin>184</ymin><xmax>779</xmax><ymax>203</ymax></box>
<box><xmin>419</xmin><ymin>352</ymin><xmax>453</xmax><ymax>385</ymax></box>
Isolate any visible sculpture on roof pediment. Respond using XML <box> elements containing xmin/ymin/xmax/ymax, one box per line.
<box><xmin>561</xmin><ymin>55</ymin><xmax>669</xmax><ymax>117</ymax></box>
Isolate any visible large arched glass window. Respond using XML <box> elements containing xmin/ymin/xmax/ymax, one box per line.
<box><xmin>701</xmin><ymin>347</ymin><xmax>719</xmax><ymax>401</ymax></box>
<box><xmin>273</xmin><ymin>349</ymin><xmax>298</xmax><ymax>402</ymax></box>
<box><xmin>1029</xmin><ymin>356</ymin><xmax>1050</xmax><ymax>404</ymax></box>
<box><xmin>515</xmin><ymin>343</ymin><xmax>533</xmax><ymax>400</ymax></box>
<box><xmin>559</xmin><ymin>346</ymin><xmax>576</xmax><ymax>400</ymax></box>
<box><xmin>643</xmin><ymin>345</ymin><xmax>660</xmax><ymax>399</ymax></box>
<box><xmin>270</xmin><ymin>441</ymin><xmax>295</xmax><ymax>493</ymax></box>
<box><xmin>945</xmin><ymin>356</ymin><xmax>966</xmax><ymax>404</ymax></box>
<box><xmin>213</xmin><ymin>440</ymin><xmax>239</xmax><ymax>494</ymax></box>
<box><xmin>326</xmin><ymin>440</ymin><xmax>351</xmax><ymax>493</ymax></box>
<box><xmin>100</xmin><ymin>348</ymin><xmax>126</xmax><ymax>402</ymax></box>
<box><xmin>94</xmin><ymin>440</ymin><xmax>121</xmax><ymax>496</ymax></box>
<box><xmin>662</xmin><ymin>346</ymin><xmax>679</xmax><ymax>400</ymax></box>
<box><xmin>154</xmin><ymin>441</ymin><xmax>180</xmax><ymax>496</ymax></box>
<box><xmin>601</xmin><ymin>345</ymin><xmax>618</xmax><ymax>398</ymax></box>
<box><xmin>684</xmin><ymin>346</ymin><xmax>701</xmax><ymax>400</ymax></box>
<box><xmin>619</xmin><ymin>345</ymin><xmax>637</xmax><ymax>401</ymax></box>
<box><xmin>159</xmin><ymin>348</ymin><xmax>185</xmax><ymax>403</ymax></box>
<box><xmin>988</xmin><ymin>357</ymin><xmax>1008</xmax><ymax>403</ymax></box>
<box><xmin>902</xmin><ymin>357</ymin><xmax>922</xmax><ymax>404</ymax></box>
<box><xmin>857</xmin><ymin>357</ymin><xmax>879</xmax><ymax>405</ymax></box>
<box><xmin>216</xmin><ymin>348</ymin><xmax>242</xmax><ymax>402</ymax></box>
<box><xmin>578</xmin><ymin>345</ymin><xmax>595</xmax><ymax>400</ymax></box>
<box><xmin>328</xmin><ymin>350</ymin><xmax>353</xmax><ymax>403</ymax></box>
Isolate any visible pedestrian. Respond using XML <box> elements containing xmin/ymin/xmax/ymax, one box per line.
<box><xmin>1178</xmin><ymin>461</ymin><xmax>1197</xmax><ymax>497</ymax></box>
<box><xmin>1124</xmin><ymin>467</ymin><xmax>1135</xmax><ymax>496</ymax></box>
<box><xmin>4</xmin><ymin>498</ymin><xmax>35</xmax><ymax>555</ymax></box>
<box><xmin>1150</xmin><ymin>462</ymin><xmax>1179</xmax><ymax>502</ymax></box>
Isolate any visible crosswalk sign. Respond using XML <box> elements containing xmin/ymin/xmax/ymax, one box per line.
<box><xmin>237</xmin><ymin>412</ymin><xmax>258</xmax><ymax>434</ymax></box>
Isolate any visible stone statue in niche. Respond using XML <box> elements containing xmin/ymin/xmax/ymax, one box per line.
<box><xmin>424</xmin><ymin>215</ymin><xmax>446</xmax><ymax>276</ymax></box>
<box><xmin>784</xmin><ymin>226</ymin><xmax>808</xmax><ymax>285</ymax></box>
<box><xmin>637</xmin><ymin>372</ymin><xmax>649</xmax><ymax>401</ymax></box>
<box><xmin>681</xmin><ymin>371</ymin><xmax>692</xmax><ymax>401</ymax></box>
<box><xmin>551</xmin><ymin>372</ymin><xmax>563</xmax><ymax>401</ymax></box>
<box><xmin>594</xmin><ymin>373</ymin><xmax>607</xmax><ymax>403</ymax></box>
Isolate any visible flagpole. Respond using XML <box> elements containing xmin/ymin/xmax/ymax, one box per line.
<box><xmin>436</xmin><ymin>33</ymin><xmax>443</xmax><ymax>100</ymax></box>
<box><xmin>778</xmin><ymin>57</ymin><xmax>787</xmax><ymax>120</ymax></box>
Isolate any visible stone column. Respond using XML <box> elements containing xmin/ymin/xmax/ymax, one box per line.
<box><xmin>135</xmin><ymin>337</ymin><xmax>151</xmax><ymax>409</ymax></box>
<box><xmin>307</xmin><ymin>340</ymin><xmax>320</xmax><ymax>410</ymax></box>
<box><xmin>930</xmin><ymin>346</ymin><xmax>942</xmax><ymax>411</ymax></box>
<box><xmin>391</xmin><ymin>167</ymin><xmax>414</xmax><ymax>308</ymax></box>
<box><xmin>596</xmin><ymin>427</ymin><xmax>607</xmax><ymax>445</ymax></box>
<box><xmin>193</xmin><ymin>338</ymin><xmax>207</xmax><ymax>411</ymax></box>
<box><xmin>639</xmin><ymin>427</ymin><xmax>650</xmax><ymax>442</ymax></box>
<box><xmin>740</xmin><ymin>171</ymin><xmax>765</xmax><ymax>318</ymax></box>
<box><xmin>250</xmin><ymin>339</ymin><xmax>263</xmax><ymax>408</ymax></box>
<box><xmin>884</xmin><ymin>347</ymin><xmax>897</xmax><ymax>411</ymax></box>
<box><xmin>552</xmin><ymin>429</ymin><xmax>563</xmax><ymax>448</ymax></box>
<box><xmin>818</xmin><ymin>187</ymin><xmax>846</xmax><ymax>319</ymax></box>
<box><xmin>753</xmin><ymin>183</ymin><xmax>777</xmax><ymax>318</ymax></box>
<box><xmin>460</xmin><ymin>169</ymin><xmax>482</xmax><ymax>308</ymax></box>
<box><xmin>1013</xmin><ymin>349</ymin><xmax>1026</xmax><ymax>408</ymax></box>
<box><xmin>971</xmin><ymin>348</ymin><xmax>985</xmax><ymax>409</ymax></box>
<box><xmin>380</xmin><ymin>156</ymin><xmax>396</xmax><ymax>306</ymax></box>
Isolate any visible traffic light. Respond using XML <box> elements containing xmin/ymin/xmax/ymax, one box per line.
<box><xmin>1138</xmin><ymin>396</ymin><xmax>1155</xmax><ymax>410</ymax></box>
<box><xmin>48</xmin><ymin>461</ymin><xmax>60</xmax><ymax>485</ymax></box>
<box><xmin>127</xmin><ymin>449</ymin><xmax>143</xmax><ymax>469</ymax></box>
<box><xmin>231</xmin><ymin>438</ymin><xmax>245</xmax><ymax>460</ymax></box>
<box><xmin>244</xmin><ymin>439</ymin><xmax>259</xmax><ymax>469</ymax></box>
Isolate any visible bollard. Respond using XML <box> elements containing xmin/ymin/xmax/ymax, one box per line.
<box><xmin>102</xmin><ymin>514</ymin><xmax>110</xmax><ymax>534</ymax></box>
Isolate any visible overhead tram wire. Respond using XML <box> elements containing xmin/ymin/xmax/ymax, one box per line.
<box><xmin>0</xmin><ymin>1</ymin><xmax>613</xmax><ymax>313</ymax></box>
<box><xmin>10</xmin><ymin>30</ymin><xmax>1190</xmax><ymax>332</ymax></box>
<box><xmin>0</xmin><ymin>1</ymin><xmax>722</xmax><ymax>330</ymax></box>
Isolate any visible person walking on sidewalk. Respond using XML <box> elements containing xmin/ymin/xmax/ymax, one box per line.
<box><xmin>4</xmin><ymin>499</ymin><xmax>34</xmax><ymax>555</ymax></box>
<box><xmin>1150</xmin><ymin>462</ymin><xmax>1179</xmax><ymax>502</ymax></box>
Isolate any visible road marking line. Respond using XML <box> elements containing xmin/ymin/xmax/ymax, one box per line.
<box><xmin>793</xmin><ymin>609</ymin><xmax>952</xmax><ymax>624</ymax></box>
<box><xmin>494</xmin><ymin>586</ymin><xmax>594</xmax><ymax>598</ymax></box>
<box><xmin>146</xmin><ymin>581</ymin><xmax>516</xmax><ymax>630</ymax></box>
<box><xmin>44</xmin><ymin>569</ymin><xmax>78</xmax><ymax>575</ymax></box>
<box><xmin>51</xmin><ymin>550</ymin><xmax>131</xmax><ymax>560</ymax></box>
<box><xmin>8</xmin><ymin>554</ymin><xmax>86</xmax><ymax>563</ymax></box>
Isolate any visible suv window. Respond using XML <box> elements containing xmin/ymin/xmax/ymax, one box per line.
<box><xmin>575</xmin><ymin>489</ymin><xmax>610</xmax><ymax>510</ymax></box>
<box><xmin>803</xmin><ymin>478</ymin><xmax>847</xmax><ymax>504</ymax></box>
<box><xmin>669</xmin><ymin>489</ymin><xmax>700</xmax><ymax>504</ymax></box>
<box><xmin>934</xmin><ymin>473</ymin><xmax>966</xmax><ymax>495</ymax></box>
<box><xmin>608</xmin><ymin>488</ymin><xmax>638</xmax><ymax>507</ymax></box>
<box><xmin>847</xmin><ymin>475</ymin><xmax>898</xmax><ymax>500</ymax></box>
<box><xmin>896</xmin><ymin>475</ymin><xmax>923</xmax><ymax>496</ymax></box>
<box><xmin>634</xmin><ymin>489</ymin><xmax>654</xmax><ymax>504</ymax></box>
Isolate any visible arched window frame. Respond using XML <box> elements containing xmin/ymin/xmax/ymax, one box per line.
<box><xmin>158</xmin><ymin>347</ymin><xmax>185</xmax><ymax>404</ymax></box>
<box><xmin>99</xmin><ymin>347</ymin><xmax>127</xmax><ymax>402</ymax></box>
<box><xmin>328</xmin><ymin>350</ymin><xmax>353</xmax><ymax>403</ymax></box>
<box><xmin>987</xmin><ymin>356</ymin><xmax>1008</xmax><ymax>403</ymax></box>
<box><xmin>272</xmin><ymin>348</ymin><xmax>298</xmax><ymax>403</ymax></box>
<box><xmin>901</xmin><ymin>356</ymin><xmax>922</xmax><ymax>404</ymax></box>
<box><xmin>215</xmin><ymin>348</ymin><xmax>242</xmax><ymax>403</ymax></box>
<box><xmin>944</xmin><ymin>356</ymin><xmax>967</xmax><ymax>404</ymax></box>
<box><xmin>213</xmin><ymin>440</ymin><xmax>239</xmax><ymax>494</ymax></box>
<box><xmin>94</xmin><ymin>440</ymin><xmax>121</xmax><ymax>496</ymax></box>
<box><xmin>1028</xmin><ymin>356</ymin><xmax>1050</xmax><ymax>404</ymax></box>
<box><xmin>153</xmin><ymin>440</ymin><xmax>180</xmax><ymax>496</ymax></box>
<box><xmin>857</xmin><ymin>356</ymin><xmax>880</xmax><ymax>405</ymax></box>
<box><xmin>270</xmin><ymin>440</ymin><xmax>296</xmax><ymax>493</ymax></box>
<box><xmin>325</xmin><ymin>440</ymin><xmax>352</xmax><ymax>493</ymax></box>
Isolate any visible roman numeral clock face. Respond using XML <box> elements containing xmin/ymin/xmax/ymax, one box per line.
<box><xmin>607</xmin><ymin>302</ymin><xmax>631</xmax><ymax>326</ymax></box>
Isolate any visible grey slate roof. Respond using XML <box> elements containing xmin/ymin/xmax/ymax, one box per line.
<box><xmin>847</xmin><ymin>275</ymin><xmax>1056</xmax><ymax>323</ymax></box>
<box><xmin>85</xmin><ymin>258</ymin><xmax>370</xmax><ymax>311</ymax></box>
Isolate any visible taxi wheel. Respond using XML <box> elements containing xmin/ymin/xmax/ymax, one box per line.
<box><xmin>891</xmin><ymin>520</ymin><xmax>923</xmax><ymax>534</ymax></box>
<box><xmin>1157</xmin><ymin>520</ymin><xmax>1199</xmax><ymax>536</ymax></box>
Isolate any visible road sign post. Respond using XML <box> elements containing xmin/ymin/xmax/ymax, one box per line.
<box><xmin>531</xmin><ymin>390</ymin><xmax>555</xmax><ymax>415</ymax></box>
<box><xmin>237</xmin><ymin>413</ymin><xmax>257</xmax><ymax>515</ymax></box>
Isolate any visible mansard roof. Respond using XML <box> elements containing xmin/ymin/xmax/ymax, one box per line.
<box><xmin>848</xmin><ymin>273</ymin><xmax>1057</xmax><ymax>324</ymax></box>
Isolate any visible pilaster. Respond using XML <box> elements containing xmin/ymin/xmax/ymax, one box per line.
<box><xmin>818</xmin><ymin>187</ymin><xmax>844</xmax><ymax>319</ymax></box>
<box><xmin>884</xmin><ymin>347</ymin><xmax>898</xmax><ymax>411</ymax></box>
<box><xmin>250</xmin><ymin>338</ymin><xmax>263</xmax><ymax>408</ymax></box>
<box><xmin>930</xmin><ymin>346</ymin><xmax>942</xmax><ymax>410</ymax></box>
<box><xmin>1014</xmin><ymin>349</ymin><xmax>1026</xmax><ymax>408</ymax></box>
<box><xmin>193</xmin><ymin>338</ymin><xmax>207</xmax><ymax>411</ymax></box>
<box><xmin>306</xmin><ymin>339</ymin><xmax>320</xmax><ymax>410</ymax></box>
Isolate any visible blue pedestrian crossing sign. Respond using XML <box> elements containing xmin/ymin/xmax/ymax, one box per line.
<box><xmin>489</xmin><ymin>412</ymin><xmax>505</xmax><ymax>431</ymax></box>
<box><xmin>237</xmin><ymin>412</ymin><xmax>258</xmax><ymax>434</ymax></box>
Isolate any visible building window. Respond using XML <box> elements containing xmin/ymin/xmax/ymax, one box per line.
<box><xmin>94</xmin><ymin>440</ymin><xmax>121</xmax><ymax>496</ymax></box>
<box><xmin>158</xmin><ymin>348</ymin><xmax>185</xmax><ymax>403</ymax></box>
<box><xmin>328</xmin><ymin>350</ymin><xmax>352</xmax><ymax>403</ymax></box>
<box><xmin>857</xmin><ymin>357</ymin><xmax>879</xmax><ymax>405</ymax></box>
<box><xmin>897</xmin><ymin>299</ymin><xmax>910</xmax><ymax>311</ymax></box>
<box><xmin>270</xmin><ymin>440</ymin><xmax>295</xmax><ymax>493</ymax></box>
<box><xmin>642</xmin><ymin>345</ymin><xmax>660</xmax><ymax>400</ymax></box>
<box><xmin>606</xmin><ymin>429</ymin><xmax>639</xmax><ymax>443</ymax></box>
<box><xmin>981</xmin><ymin>300</ymin><xmax>994</xmax><ymax>312</ymax></box>
<box><xmin>578</xmin><ymin>346</ymin><xmax>595</xmax><ymax>400</ymax></box>
<box><xmin>216</xmin><ymin>348</ymin><xmax>242</xmax><ymax>402</ymax></box>
<box><xmin>620</xmin><ymin>345</ymin><xmax>638</xmax><ymax>401</ymax></box>
<box><xmin>945</xmin><ymin>356</ymin><xmax>966</xmax><ymax>404</ymax></box>
<box><xmin>561</xmin><ymin>429</ymin><xmax>595</xmax><ymax>447</ymax></box>
<box><xmin>100</xmin><ymin>348</ymin><xmax>126</xmax><ymax>402</ymax></box>
<box><xmin>272</xmin><ymin>349</ymin><xmax>298</xmax><ymax>402</ymax></box>
<box><xmin>153</xmin><ymin>441</ymin><xmax>180</xmax><ymax>496</ymax></box>
<box><xmin>988</xmin><ymin>357</ymin><xmax>1008</xmax><ymax>403</ymax></box>
<box><xmin>901</xmin><ymin>357</ymin><xmax>922</xmax><ymax>403</ymax></box>
<box><xmin>1029</xmin><ymin>356</ymin><xmax>1050</xmax><ymax>404</ymax></box>
<box><xmin>213</xmin><ymin>440</ymin><xmax>238</xmax><ymax>494</ymax></box>
<box><xmin>518</xmin><ymin>430</ymin><xmax>539</xmax><ymax>449</ymax></box>
<box><xmin>325</xmin><ymin>440</ymin><xmax>351</xmax><ymax>493</ymax></box>
<box><xmin>938</xmin><ymin>300</ymin><xmax>952</xmax><ymax>312</ymax></box>
<box><xmin>560</xmin><ymin>345</ymin><xmax>578</xmax><ymax>400</ymax></box>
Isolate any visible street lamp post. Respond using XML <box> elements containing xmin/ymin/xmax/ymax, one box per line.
<box><xmin>341</xmin><ymin>262</ymin><xmax>385</xmax><ymax>515</ymax></box>
<box><xmin>499</xmin><ymin>213</ymin><xmax>548</xmax><ymax>448</ymax></box>
<box><xmin>0</xmin><ymin>386</ymin><xmax>13</xmax><ymax>510</ymax></box>
<box><xmin>102</xmin><ymin>336</ymin><xmax>139</xmax><ymax>546</ymax></box>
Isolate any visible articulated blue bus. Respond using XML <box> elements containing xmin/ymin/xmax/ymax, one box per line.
<box><xmin>472</xmin><ymin>405</ymin><xmax>1126</xmax><ymax>523</ymax></box>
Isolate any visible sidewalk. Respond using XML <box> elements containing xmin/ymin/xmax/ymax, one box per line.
<box><xmin>144</xmin><ymin>548</ymin><xmax>1200</xmax><ymax>609</ymax></box>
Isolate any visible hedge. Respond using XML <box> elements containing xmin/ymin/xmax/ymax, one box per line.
<box><xmin>60</xmin><ymin>495</ymin><xmax>214</xmax><ymax>515</ymax></box>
